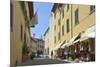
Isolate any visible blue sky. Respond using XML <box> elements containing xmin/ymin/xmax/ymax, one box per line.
<box><xmin>30</xmin><ymin>2</ymin><xmax>53</xmax><ymax>39</ymax></box>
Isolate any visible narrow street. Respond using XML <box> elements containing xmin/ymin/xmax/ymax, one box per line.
<box><xmin>10</xmin><ymin>1</ymin><xmax>95</xmax><ymax>66</ymax></box>
<box><xmin>18</xmin><ymin>58</ymin><xmax>69</xmax><ymax>66</ymax></box>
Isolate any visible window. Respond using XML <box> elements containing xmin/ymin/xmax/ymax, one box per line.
<box><xmin>66</xmin><ymin>19</ymin><xmax>70</xmax><ymax>33</ymax></box>
<box><xmin>54</xmin><ymin>25</ymin><xmax>56</xmax><ymax>31</ymax></box>
<box><xmin>90</xmin><ymin>5</ymin><xmax>95</xmax><ymax>13</ymax></box>
<box><xmin>58</xmin><ymin>18</ymin><xmax>60</xmax><ymax>25</ymax></box>
<box><xmin>24</xmin><ymin>33</ymin><xmax>26</xmax><ymax>44</ymax></box>
<box><xmin>21</xmin><ymin>25</ymin><xmax>23</xmax><ymax>40</ymax></box>
<box><xmin>58</xmin><ymin>32</ymin><xmax>60</xmax><ymax>40</ymax></box>
<box><xmin>60</xmin><ymin>8</ymin><xmax>62</xmax><ymax>15</ymax></box>
<box><xmin>54</xmin><ymin>36</ymin><xmax>56</xmax><ymax>43</ymax></box>
<box><xmin>67</xmin><ymin>4</ymin><xmax>69</xmax><ymax>11</ymax></box>
<box><xmin>10</xmin><ymin>3</ymin><xmax>13</xmax><ymax>32</ymax></box>
<box><xmin>47</xmin><ymin>48</ymin><xmax>49</xmax><ymax>54</ymax></box>
<box><xmin>54</xmin><ymin>12</ymin><xmax>56</xmax><ymax>19</ymax></box>
<box><xmin>62</xmin><ymin>25</ymin><xmax>64</xmax><ymax>36</ymax></box>
<box><xmin>75</xmin><ymin>8</ymin><xmax>79</xmax><ymax>26</ymax></box>
<box><xmin>61</xmin><ymin>8</ymin><xmax>64</xmax><ymax>18</ymax></box>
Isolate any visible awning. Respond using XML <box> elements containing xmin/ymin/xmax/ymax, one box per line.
<box><xmin>68</xmin><ymin>34</ymin><xmax>80</xmax><ymax>47</ymax></box>
<box><xmin>87</xmin><ymin>32</ymin><xmax>95</xmax><ymax>38</ymax></box>
<box><xmin>53</xmin><ymin>42</ymin><xmax>63</xmax><ymax>51</ymax></box>
<box><xmin>69</xmin><ymin>34</ymin><xmax>79</xmax><ymax>44</ymax></box>
<box><xmin>53</xmin><ymin>40</ymin><xmax>66</xmax><ymax>50</ymax></box>
<box><xmin>73</xmin><ymin>39</ymin><xmax>80</xmax><ymax>44</ymax></box>
<box><xmin>80</xmin><ymin>26</ymin><xmax>95</xmax><ymax>41</ymax></box>
<box><xmin>61</xmin><ymin>43</ymin><xmax>69</xmax><ymax>48</ymax></box>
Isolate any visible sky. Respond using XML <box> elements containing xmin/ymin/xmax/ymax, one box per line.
<box><xmin>30</xmin><ymin>2</ymin><xmax>54</xmax><ymax>39</ymax></box>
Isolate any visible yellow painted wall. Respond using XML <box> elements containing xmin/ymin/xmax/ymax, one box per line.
<box><xmin>72</xmin><ymin>4</ymin><xmax>95</xmax><ymax>36</ymax></box>
<box><xmin>53</xmin><ymin>5</ymin><xmax>72</xmax><ymax>48</ymax></box>
<box><xmin>10</xmin><ymin>1</ymin><xmax>34</xmax><ymax>66</ymax></box>
<box><xmin>10</xmin><ymin>1</ymin><xmax>25</xmax><ymax>66</ymax></box>
<box><xmin>48</xmin><ymin>4</ymin><xmax>95</xmax><ymax>59</ymax></box>
<box><xmin>61</xmin><ymin>5</ymin><xmax>72</xmax><ymax>43</ymax></box>
<box><xmin>48</xmin><ymin>13</ymin><xmax>55</xmax><ymax>58</ymax></box>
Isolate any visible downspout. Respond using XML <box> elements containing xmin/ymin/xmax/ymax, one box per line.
<box><xmin>71</xmin><ymin>4</ymin><xmax>73</xmax><ymax>38</ymax></box>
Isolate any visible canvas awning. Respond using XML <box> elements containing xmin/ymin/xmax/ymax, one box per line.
<box><xmin>53</xmin><ymin>40</ymin><xmax>66</xmax><ymax>50</ymax></box>
<box><xmin>61</xmin><ymin>43</ymin><xmax>69</xmax><ymax>48</ymax></box>
<box><xmin>68</xmin><ymin>34</ymin><xmax>80</xmax><ymax>47</ymax></box>
<box><xmin>73</xmin><ymin>39</ymin><xmax>80</xmax><ymax>44</ymax></box>
<box><xmin>80</xmin><ymin>26</ymin><xmax>95</xmax><ymax>41</ymax></box>
<box><xmin>53</xmin><ymin>42</ymin><xmax>63</xmax><ymax>51</ymax></box>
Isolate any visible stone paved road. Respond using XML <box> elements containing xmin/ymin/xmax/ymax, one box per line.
<box><xmin>17</xmin><ymin>58</ymin><xmax>69</xmax><ymax>66</ymax></box>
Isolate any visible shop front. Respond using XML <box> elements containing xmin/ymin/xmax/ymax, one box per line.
<box><xmin>53</xmin><ymin>41</ymin><xmax>66</xmax><ymax>59</ymax></box>
<box><xmin>80</xmin><ymin>26</ymin><xmax>95</xmax><ymax>62</ymax></box>
<box><xmin>67</xmin><ymin>33</ymin><xmax>81</xmax><ymax>61</ymax></box>
<box><xmin>56</xmin><ymin>48</ymin><xmax>65</xmax><ymax>59</ymax></box>
<box><xmin>80</xmin><ymin>38</ymin><xmax>95</xmax><ymax>62</ymax></box>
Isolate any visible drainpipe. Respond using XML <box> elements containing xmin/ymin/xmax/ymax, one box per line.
<box><xmin>71</xmin><ymin>4</ymin><xmax>73</xmax><ymax>38</ymax></box>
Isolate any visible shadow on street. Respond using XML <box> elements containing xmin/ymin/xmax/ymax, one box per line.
<box><xmin>17</xmin><ymin>58</ymin><xmax>69</xmax><ymax>66</ymax></box>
